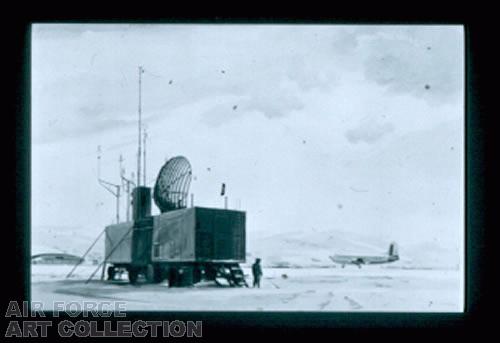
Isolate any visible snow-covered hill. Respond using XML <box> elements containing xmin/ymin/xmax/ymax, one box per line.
<box><xmin>247</xmin><ymin>229</ymin><xmax>460</xmax><ymax>270</ymax></box>
<box><xmin>31</xmin><ymin>225</ymin><xmax>460</xmax><ymax>270</ymax></box>
<box><xmin>32</xmin><ymin>225</ymin><xmax>104</xmax><ymax>263</ymax></box>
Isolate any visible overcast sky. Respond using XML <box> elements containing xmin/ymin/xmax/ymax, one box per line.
<box><xmin>31</xmin><ymin>24</ymin><xmax>464</xmax><ymax>254</ymax></box>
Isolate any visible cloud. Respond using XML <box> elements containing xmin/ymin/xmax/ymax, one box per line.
<box><xmin>331</xmin><ymin>28</ymin><xmax>359</xmax><ymax>55</ymax></box>
<box><xmin>200</xmin><ymin>101</ymin><xmax>246</xmax><ymax>127</ymax></box>
<box><xmin>360</xmin><ymin>26</ymin><xmax>463</xmax><ymax>105</ymax></box>
<box><xmin>244</xmin><ymin>91</ymin><xmax>304</xmax><ymax>120</ymax></box>
<box><xmin>32</xmin><ymin>25</ymin><xmax>462</xmax><ymax>146</ymax></box>
<box><xmin>200</xmin><ymin>91</ymin><xmax>304</xmax><ymax>128</ymax></box>
<box><xmin>77</xmin><ymin>103</ymin><xmax>107</xmax><ymax>117</ymax></box>
<box><xmin>198</xmin><ymin>72</ymin><xmax>306</xmax><ymax>127</ymax></box>
<box><xmin>345</xmin><ymin>119</ymin><xmax>394</xmax><ymax>144</ymax></box>
<box><xmin>33</xmin><ymin>116</ymin><xmax>136</xmax><ymax>145</ymax></box>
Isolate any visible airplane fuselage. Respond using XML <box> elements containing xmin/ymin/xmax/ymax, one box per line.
<box><xmin>329</xmin><ymin>254</ymin><xmax>399</xmax><ymax>268</ymax></box>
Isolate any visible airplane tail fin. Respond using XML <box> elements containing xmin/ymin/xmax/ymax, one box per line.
<box><xmin>388</xmin><ymin>242</ymin><xmax>398</xmax><ymax>257</ymax></box>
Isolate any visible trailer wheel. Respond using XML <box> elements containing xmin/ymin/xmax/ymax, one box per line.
<box><xmin>146</xmin><ymin>264</ymin><xmax>162</xmax><ymax>283</ymax></box>
<box><xmin>168</xmin><ymin>268</ymin><xmax>178</xmax><ymax>287</ymax></box>
<box><xmin>193</xmin><ymin>267</ymin><xmax>202</xmax><ymax>283</ymax></box>
<box><xmin>128</xmin><ymin>268</ymin><xmax>138</xmax><ymax>284</ymax></box>
<box><xmin>155</xmin><ymin>267</ymin><xmax>165</xmax><ymax>283</ymax></box>
<box><xmin>107</xmin><ymin>266</ymin><xmax>115</xmax><ymax>281</ymax></box>
<box><xmin>205</xmin><ymin>266</ymin><xmax>217</xmax><ymax>280</ymax></box>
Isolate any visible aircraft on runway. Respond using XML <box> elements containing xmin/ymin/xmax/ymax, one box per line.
<box><xmin>329</xmin><ymin>242</ymin><xmax>399</xmax><ymax>268</ymax></box>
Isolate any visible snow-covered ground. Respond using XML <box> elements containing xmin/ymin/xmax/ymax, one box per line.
<box><xmin>31</xmin><ymin>225</ymin><xmax>463</xmax><ymax>312</ymax></box>
<box><xmin>31</xmin><ymin>264</ymin><xmax>462</xmax><ymax>312</ymax></box>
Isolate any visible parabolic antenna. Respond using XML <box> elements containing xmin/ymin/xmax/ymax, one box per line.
<box><xmin>153</xmin><ymin>156</ymin><xmax>192</xmax><ymax>212</ymax></box>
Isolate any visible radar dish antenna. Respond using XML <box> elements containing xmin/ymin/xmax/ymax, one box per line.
<box><xmin>153</xmin><ymin>156</ymin><xmax>192</xmax><ymax>212</ymax></box>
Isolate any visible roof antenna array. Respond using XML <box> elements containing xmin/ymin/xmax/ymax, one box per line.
<box><xmin>96</xmin><ymin>145</ymin><xmax>121</xmax><ymax>224</ymax></box>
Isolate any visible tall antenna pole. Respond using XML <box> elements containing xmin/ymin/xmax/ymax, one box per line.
<box><xmin>137</xmin><ymin>66</ymin><xmax>144</xmax><ymax>187</ymax></box>
<box><xmin>143</xmin><ymin>127</ymin><xmax>147</xmax><ymax>186</ymax></box>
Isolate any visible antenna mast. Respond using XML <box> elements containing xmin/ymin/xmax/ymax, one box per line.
<box><xmin>143</xmin><ymin>127</ymin><xmax>147</xmax><ymax>186</ymax></box>
<box><xmin>137</xmin><ymin>66</ymin><xmax>144</xmax><ymax>187</ymax></box>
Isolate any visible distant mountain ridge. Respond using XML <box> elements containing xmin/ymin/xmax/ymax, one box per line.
<box><xmin>32</xmin><ymin>225</ymin><xmax>460</xmax><ymax>270</ymax></box>
<box><xmin>32</xmin><ymin>225</ymin><xmax>104</xmax><ymax>262</ymax></box>
<box><xmin>247</xmin><ymin>229</ymin><xmax>460</xmax><ymax>270</ymax></box>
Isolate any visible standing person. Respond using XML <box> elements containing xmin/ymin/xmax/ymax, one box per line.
<box><xmin>252</xmin><ymin>258</ymin><xmax>263</xmax><ymax>288</ymax></box>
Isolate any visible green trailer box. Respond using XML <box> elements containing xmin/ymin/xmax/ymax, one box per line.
<box><xmin>194</xmin><ymin>207</ymin><xmax>245</xmax><ymax>262</ymax></box>
<box><xmin>152</xmin><ymin>207</ymin><xmax>246</xmax><ymax>263</ymax></box>
<box><xmin>105</xmin><ymin>207</ymin><xmax>245</xmax><ymax>266</ymax></box>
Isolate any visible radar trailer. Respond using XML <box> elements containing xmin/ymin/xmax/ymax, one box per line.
<box><xmin>103</xmin><ymin>156</ymin><xmax>248</xmax><ymax>287</ymax></box>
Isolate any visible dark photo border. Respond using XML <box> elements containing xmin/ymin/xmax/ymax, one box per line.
<box><xmin>7</xmin><ymin>13</ymin><xmax>493</xmax><ymax>338</ymax></box>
